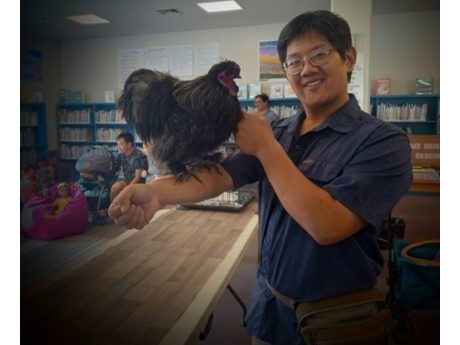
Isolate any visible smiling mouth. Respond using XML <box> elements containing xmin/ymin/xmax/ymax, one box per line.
<box><xmin>305</xmin><ymin>79</ymin><xmax>322</xmax><ymax>87</ymax></box>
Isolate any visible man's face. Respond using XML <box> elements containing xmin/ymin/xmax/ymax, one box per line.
<box><xmin>117</xmin><ymin>138</ymin><xmax>131</xmax><ymax>154</ymax></box>
<box><xmin>255</xmin><ymin>98</ymin><xmax>266</xmax><ymax>112</ymax></box>
<box><xmin>285</xmin><ymin>31</ymin><xmax>355</xmax><ymax>114</ymax></box>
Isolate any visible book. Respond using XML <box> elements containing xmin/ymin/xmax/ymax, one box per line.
<box><xmin>415</xmin><ymin>78</ymin><xmax>433</xmax><ymax>95</ymax></box>
<box><xmin>105</xmin><ymin>90</ymin><xmax>116</xmax><ymax>103</ymax></box>
<box><xmin>74</xmin><ymin>90</ymin><xmax>85</xmax><ymax>103</ymax></box>
<box><xmin>412</xmin><ymin>167</ymin><xmax>439</xmax><ymax>181</ymax></box>
<box><xmin>284</xmin><ymin>84</ymin><xmax>296</xmax><ymax>98</ymax></box>
<box><xmin>376</xmin><ymin>78</ymin><xmax>391</xmax><ymax>95</ymax></box>
<box><xmin>248</xmin><ymin>83</ymin><xmax>262</xmax><ymax>99</ymax></box>
<box><xmin>59</xmin><ymin>88</ymin><xmax>71</xmax><ymax>103</ymax></box>
<box><xmin>270</xmin><ymin>84</ymin><xmax>284</xmax><ymax>98</ymax></box>
<box><xmin>237</xmin><ymin>84</ymin><xmax>247</xmax><ymax>100</ymax></box>
<box><xmin>31</xmin><ymin>90</ymin><xmax>44</xmax><ymax>102</ymax></box>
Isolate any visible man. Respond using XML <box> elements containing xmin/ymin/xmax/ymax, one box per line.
<box><xmin>109</xmin><ymin>10</ymin><xmax>412</xmax><ymax>345</ymax></box>
<box><xmin>110</xmin><ymin>132</ymin><xmax>148</xmax><ymax>201</ymax></box>
<box><xmin>254</xmin><ymin>93</ymin><xmax>280</xmax><ymax>122</ymax></box>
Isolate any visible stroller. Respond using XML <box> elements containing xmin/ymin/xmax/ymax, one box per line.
<box><xmin>75</xmin><ymin>146</ymin><xmax>119</xmax><ymax>224</ymax></box>
<box><xmin>382</xmin><ymin>218</ymin><xmax>440</xmax><ymax>343</ymax></box>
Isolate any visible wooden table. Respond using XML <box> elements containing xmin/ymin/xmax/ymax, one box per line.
<box><xmin>21</xmin><ymin>202</ymin><xmax>258</xmax><ymax>345</ymax></box>
<box><xmin>409</xmin><ymin>179</ymin><xmax>440</xmax><ymax>193</ymax></box>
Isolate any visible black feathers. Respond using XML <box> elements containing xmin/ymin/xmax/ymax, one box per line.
<box><xmin>118</xmin><ymin>60</ymin><xmax>242</xmax><ymax>181</ymax></box>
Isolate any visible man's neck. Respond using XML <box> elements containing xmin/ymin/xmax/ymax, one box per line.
<box><xmin>125</xmin><ymin>146</ymin><xmax>135</xmax><ymax>155</ymax></box>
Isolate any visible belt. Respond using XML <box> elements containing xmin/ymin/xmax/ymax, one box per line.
<box><xmin>265</xmin><ymin>280</ymin><xmax>298</xmax><ymax>309</ymax></box>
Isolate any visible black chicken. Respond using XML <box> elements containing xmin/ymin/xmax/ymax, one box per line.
<box><xmin>118</xmin><ymin>60</ymin><xmax>242</xmax><ymax>182</ymax></box>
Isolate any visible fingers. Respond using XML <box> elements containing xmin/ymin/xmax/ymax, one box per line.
<box><xmin>124</xmin><ymin>204</ymin><xmax>149</xmax><ymax>229</ymax></box>
<box><xmin>108</xmin><ymin>187</ymin><xmax>148</xmax><ymax>230</ymax></box>
<box><xmin>111</xmin><ymin>203</ymin><xmax>148</xmax><ymax>230</ymax></box>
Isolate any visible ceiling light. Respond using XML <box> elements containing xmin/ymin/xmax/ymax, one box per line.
<box><xmin>65</xmin><ymin>14</ymin><xmax>110</xmax><ymax>25</ymax></box>
<box><xmin>197</xmin><ymin>1</ymin><xmax>242</xmax><ymax>13</ymax></box>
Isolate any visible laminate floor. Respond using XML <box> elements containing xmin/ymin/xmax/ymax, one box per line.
<box><xmin>20</xmin><ymin>193</ymin><xmax>441</xmax><ymax>345</ymax></box>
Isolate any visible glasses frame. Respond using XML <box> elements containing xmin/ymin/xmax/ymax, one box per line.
<box><xmin>282</xmin><ymin>48</ymin><xmax>335</xmax><ymax>76</ymax></box>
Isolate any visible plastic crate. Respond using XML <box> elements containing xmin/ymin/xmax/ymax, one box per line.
<box><xmin>180</xmin><ymin>185</ymin><xmax>257</xmax><ymax>212</ymax></box>
<box><xmin>393</xmin><ymin>237</ymin><xmax>440</xmax><ymax>309</ymax></box>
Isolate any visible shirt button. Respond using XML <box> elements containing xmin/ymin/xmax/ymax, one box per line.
<box><xmin>295</xmin><ymin>144</ymin><xmax>301</xmax><ymax>150</ymax></box>
<box><xmin>265</xmin><ymin>289</ymin><xmax>272</xmax><ymax>297</ymax></box>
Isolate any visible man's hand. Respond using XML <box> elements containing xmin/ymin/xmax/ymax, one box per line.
<box><xmin>108</xmin><ymin>184</ymin><xmax>163</xmax><ymax>229</ymax></box>
<box><xmin>234</xmin><ymin>111</ymin><xmax>276</xmax><ymax>157</ymax></box>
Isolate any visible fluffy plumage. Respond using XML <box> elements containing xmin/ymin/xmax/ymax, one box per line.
<box><xmin>118</xmin><ymin>60</ymin><xmax>242</xmax><ymax>181</ymax></box>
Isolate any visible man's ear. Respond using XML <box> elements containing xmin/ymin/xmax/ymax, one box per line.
<box><xmin>345</xmin><ymin>46</ymin><xmax>357</xmax><ymax>72</ymax></box>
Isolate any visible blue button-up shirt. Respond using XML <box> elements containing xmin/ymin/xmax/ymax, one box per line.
<box><xmin>221</xmin><ymin>95</ymin><xmax>412</xmax><ymax>344</ymax></box>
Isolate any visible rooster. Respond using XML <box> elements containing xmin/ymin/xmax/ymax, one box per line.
<box><xmin>118</xmin><ymin>60</ymin><xmax>242</xmax><ymax>182</ymax></box>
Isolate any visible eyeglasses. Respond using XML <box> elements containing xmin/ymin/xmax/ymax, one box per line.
<box><xmin>282</xmin><ymin>48</ymin><xmax>335</xmax><ymax>75</ymax></box>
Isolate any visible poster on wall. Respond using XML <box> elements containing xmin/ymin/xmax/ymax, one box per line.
<box><xmin>118</xmin><ymin>43</ymin><xmax>220</xmax><ymax>89</ymax></box>
<box><xmin>21</xmin><ymin>49</ymin><xmax>43</xmax><ymax>81</ymax></box>
<box><xmin>259</xmin><ymin>41</ymin><xmax>286</xmax><ymax>82</ymax></box>
<box><xmin>194</xmin><ymin>43</ymin><xmax>220</xmax><ymax>76</ymax></box>
<box><xmin>169</xmin><ymin>45</ymin><xmax>194</xmax><ymax>77</ymax></box>
<box><xmin>347</xmin><ymin>52</ymin><xmax>364</xmax><ymax>109</ymax></box>
<box><xmin>144</xmin><ymin>46</ymin><xmax>169</xmax><ymax>72</ymax></box>
<box><xmin>118</xmin><ymin>49</ymin><xmax>145</xmax><ymax>89</ymax></box>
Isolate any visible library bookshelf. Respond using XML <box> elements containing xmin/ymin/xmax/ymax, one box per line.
<box><xmin>57</xmin><ymin>103</ymin><xmax>134</xmax><ymax>162</ymax></box>
<box><xmin>370</xmin><ymin>95</ymin><xmax>439</xmax><ymax>134</ymax></box>
<box><xmin>20</xmin><ymin>102</ymin><xmax>48</xmax><ymax>168</ymax></box>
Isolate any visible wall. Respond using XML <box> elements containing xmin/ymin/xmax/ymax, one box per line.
<box><xmin>332</xmin><ymin>0</ymin><xmax>372</xmax><ymax>112</ymax></box>
<box><xmin>59</xmin><ymin>23</ymin><xmax>285</xmax><ymax>103</ymax></box>
<box><xmin>20</xmin><ymin>34</ymin><xmax>61</xmax><ymax>151</ymax></box>
<box><xmin>60</xmin><ymin>10</ymin><xmax>440</xmax><ymax>102</ymax></box>
<box><xmin>21</xmin><ymin>10</ymin><xmax>440</xmax><ymax>150</ymax></box>
<box><xmin>370</xmin><ymin>11</ymin><xmax>440</xmax><ymax>94</ymax></box>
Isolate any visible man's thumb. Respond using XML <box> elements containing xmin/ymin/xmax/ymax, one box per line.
<box><xmin>117</xmin><ymin>187</ymin><xmax>135</xmax><ymax>213</ymax></box>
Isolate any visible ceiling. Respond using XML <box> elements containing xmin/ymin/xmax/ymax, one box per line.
<box><xmin>21</xmin><ymin>0</ymin><xmax>440</xmax><ymax>42</ymax></box>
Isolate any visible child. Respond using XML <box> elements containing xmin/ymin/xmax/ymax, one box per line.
<box><xmin>43</xmin><ymin>182</ymin><xmax>72</xmax><ymax>220</ymax></box>
<box><xmin>20</xmin><ymin>165</ymin><xmax>37</xmax><ymax>204</ymax></box>
<box><xmin>36</xmin><ymin>158</ymin><xmax>55</xmax><ymax>196</ymax></box>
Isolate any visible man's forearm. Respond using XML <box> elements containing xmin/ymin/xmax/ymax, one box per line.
<box><xmin>151</xmin><ymin>165</ymin><xmax>234</xmax><ymax>206</ymax></box>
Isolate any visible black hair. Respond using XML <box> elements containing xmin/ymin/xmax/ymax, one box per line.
<box><xmin>277</xmin><ymin>10</ymin><xmax>353</xmax><ymax>81</ymax></box>
<box><xmin>255</xmin><ymin>93</ymin><xmax>269</xmax><ymax>103</ymax></box>
<box><xmin>117</xmin><ymin>132</ymin><xmax>134</xmax><ymax>145</ymax></box>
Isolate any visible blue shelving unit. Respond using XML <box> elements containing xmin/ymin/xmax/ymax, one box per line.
<box><xmin>370</xmin><ymin>95</ymin><xmax>439</xmax><ymax>134</ymax></box>
<box><xmin>239</xmin><ymin>97</ymin><xmax>301</xmax><ymax>119</ymax></box>
<box><xmin>56</xmin><ymin>103</ymin><xmax>135</xmax><ymax>162</ymax></box>
<box><xmin>20</xmin><ymin>102</ymin><xmax>48</xmax><ymax>167</ymax></box>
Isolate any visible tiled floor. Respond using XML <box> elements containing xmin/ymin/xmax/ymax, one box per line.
<box><xmin>193</xmin><ymin>193</ymin><xmax>440</xmax><ymax>345</ymax></box>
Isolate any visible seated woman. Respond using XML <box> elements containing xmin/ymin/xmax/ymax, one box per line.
<box><xmin>21</xmin><ymin>183</ymin><xmax>89</xmax><ymax>240</ymax></box>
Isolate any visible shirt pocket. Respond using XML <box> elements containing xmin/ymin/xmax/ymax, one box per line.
<box><xmin>298</xmin><ymin>159</ymin><xmax>343</xmax><ymax>186</ymax></box>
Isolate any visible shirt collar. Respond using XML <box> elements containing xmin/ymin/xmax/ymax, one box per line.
<box><xmin>286</xmin><ymin>94</ymin><xmax>362</xmax><ymax>137</ymax></box>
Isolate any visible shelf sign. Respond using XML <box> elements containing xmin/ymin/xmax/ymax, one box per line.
<box><xmin>408</xmin><ymin>135</ymin><xmax>440</xmax><ymax>166</ymax></box>
<box><xmin>21</xmin><ymin>49</ymin><xmax>43</xmax><ymax>81</ymax></box>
